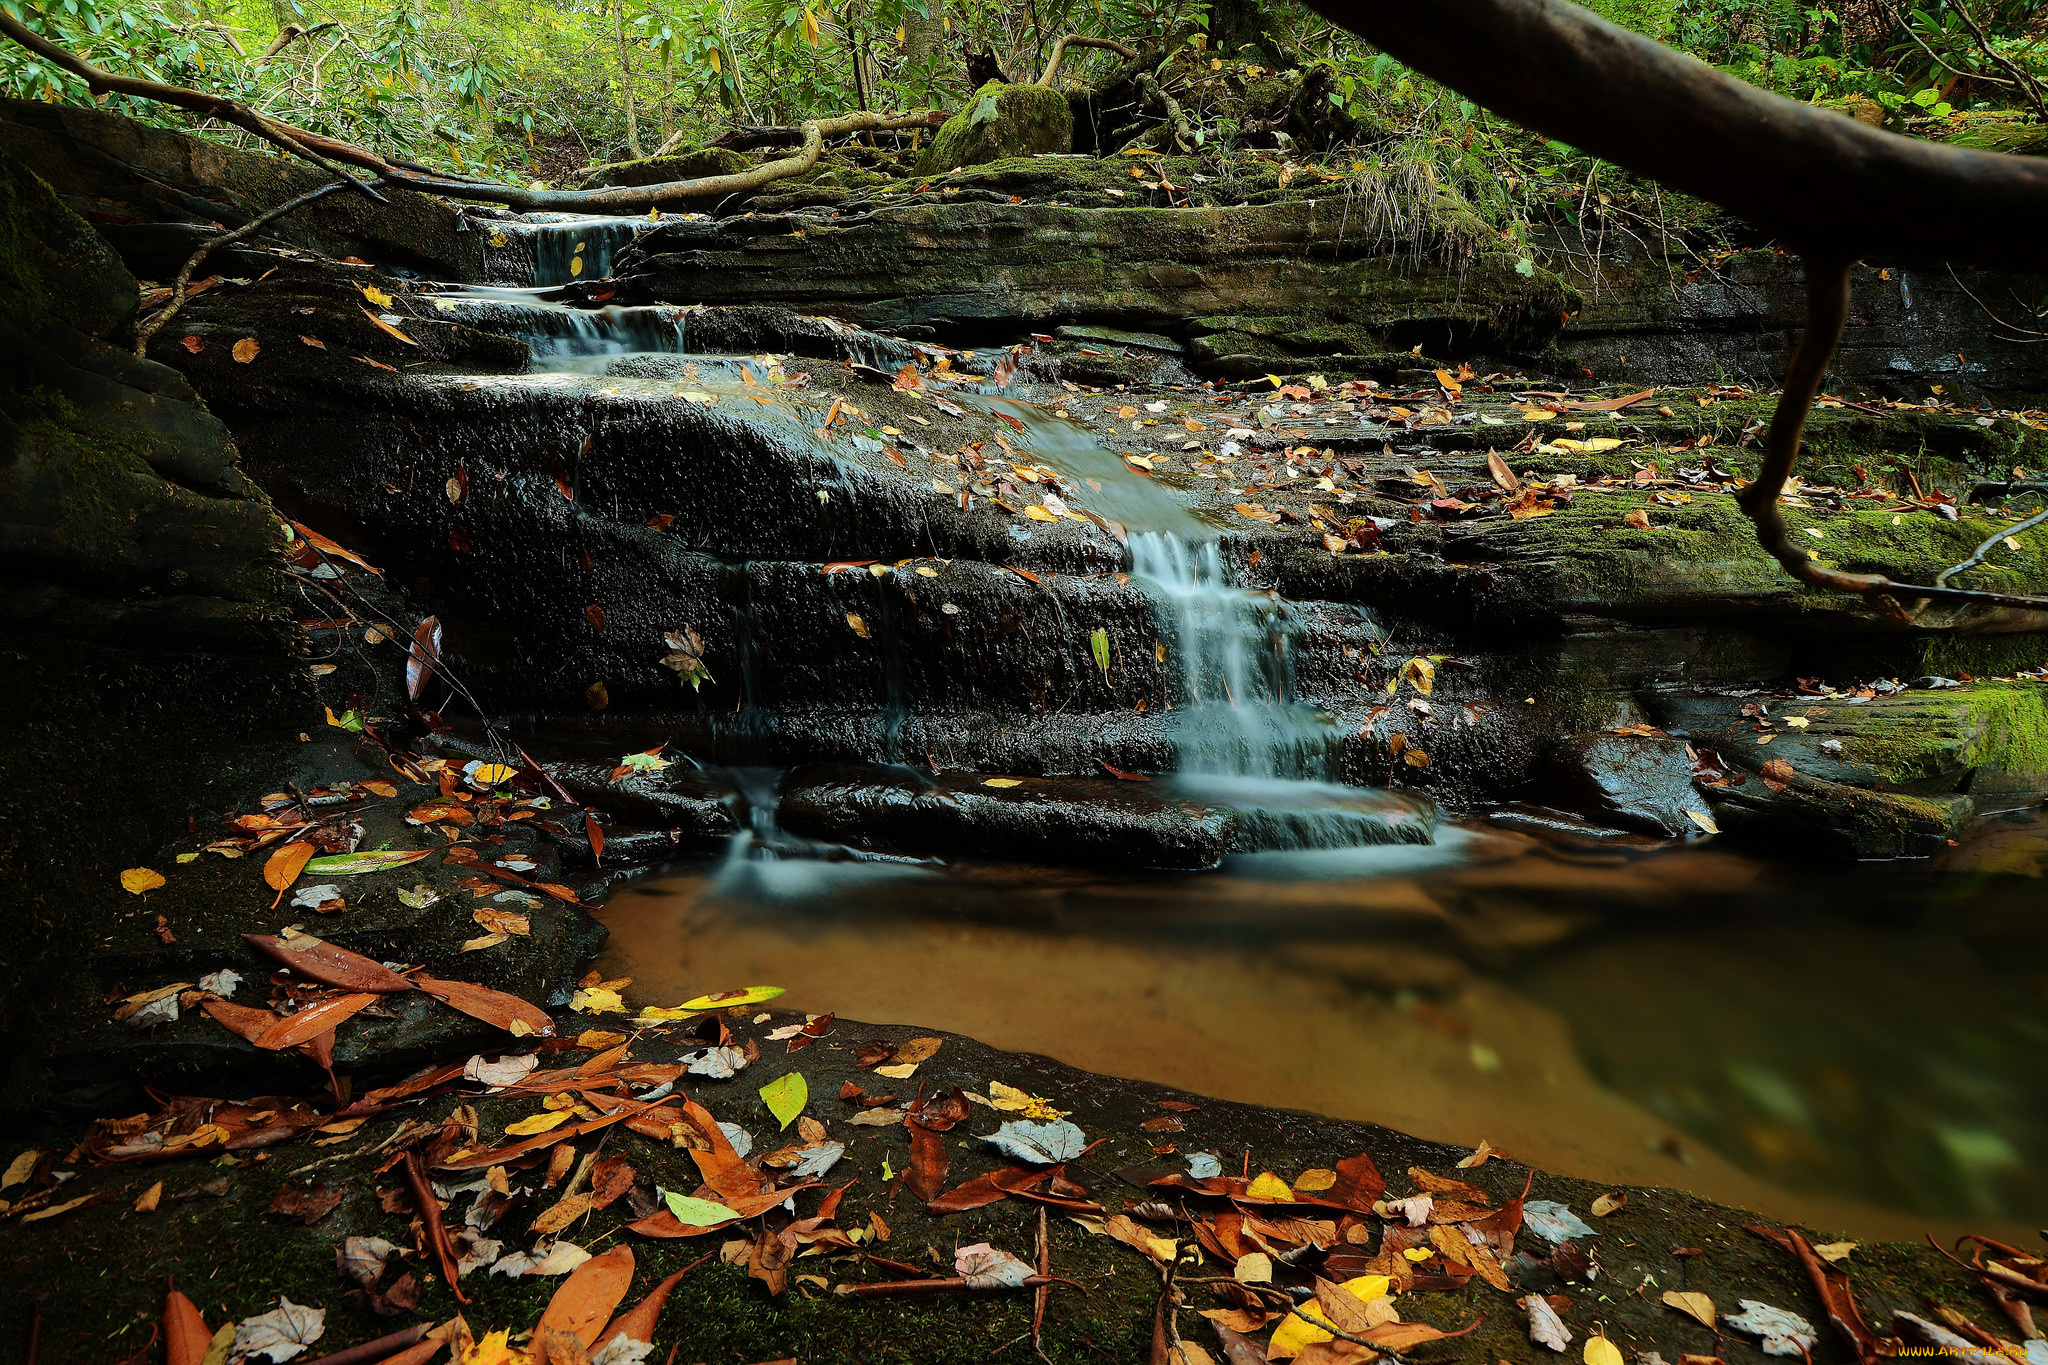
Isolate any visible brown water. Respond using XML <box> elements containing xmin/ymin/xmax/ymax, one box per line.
<box><xmin>593</xmin><ymin>806</ymin><xmax>2048</xmax><ymax>1246</ymax></box>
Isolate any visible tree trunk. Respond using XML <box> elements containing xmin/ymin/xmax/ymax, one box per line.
<box><xmin>614</xmin><ymin>0</ymin><xmax>644</xmax><ymax>159</ymax></box>
<box><xmin>903</xmin><ymin>0</ymin><xmax>943</xmax><ymax>64</ymax></box>
<box><xmin>1206</xmin><ymin>0</ymin><xmax>1271</xmax><ymax>58</ymax></box>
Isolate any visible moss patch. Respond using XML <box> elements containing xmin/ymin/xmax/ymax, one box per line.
<box><xmin>917</xmin><ymin>83</ymin><xmax>1073</xmax><ymax>175</ymax></box>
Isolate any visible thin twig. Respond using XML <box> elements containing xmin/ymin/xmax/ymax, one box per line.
<box><xmin>1936</xmin><ymin>505</ymin><xmax>2048</xmax><ymax>587</ymax></box>
<box><xmin>133</xmin><ymin>180</ymin><xmax>348</xmax><ymax>357</ymax></box>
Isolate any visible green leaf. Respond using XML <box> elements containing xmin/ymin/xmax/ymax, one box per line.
<box><xmin>663</xmin><ymin>1191</ymin><xmax>741</xmax><ymax>1226</ymax></box>
<box><xmin>1089</xmin><ymin>626</ymin><xmax>1110</xmax><ymax>679</ymax></box>
<box><xmin>305</xmin><ymin>849</ymin><xmax>435</xmax><ymax>877</ymax></box>
<box><xmin>760</xmin><ymin>1071</ymin><xmax>808</xmax><ymax>1130</ymax></box>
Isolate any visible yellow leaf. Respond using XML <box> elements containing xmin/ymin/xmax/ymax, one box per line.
<box><xmin>846</xmin><ymin>613</ymin><xmax>870</xmax><ymax>637</ymax></box>
<box><xmin>471</xmin><ymin>763</ymin><xmax>516</xmax><ymax>786</ymax></box>
<box><xmin>20</xmin><ymin>1194</ymin><xmax>96</xmax><ymax>1224</ymax></box>
<box><xmin>1294</xmin><ymin>1169</ymin><xmax>1337</xmax><ymax>1192</ymax></box>
<box><xmin>873</xmin><ymin>1062</ymin><xmax>919</xmax><ymax>1079</ymax></box>
<box><xmin>1245</xmin><ymin>1171</ymin><xmax>1294</xmax><ymax>1201</ymax></box>
<box><xmin>1023</xmin><ymin>506</ymin><xmax>1059</xmax><ymax>521</ymax></box>
<box><xmin>232</xmin><ymin>337</ymin><xmax>260</xmax><ymax>364</ymax></box>
<box><xmin>570</xmin><ymin>987</ymin><xmax>625</xmax><ymax>1014</ymax></box>
<box><xmin>1400</xmin><ymin>656</ymin><xmax>1435</xmax><ymax>695</ymax></box>
<box><xmin>1267</xmin><ymin>1304</ymin><xmax>1337</xmax><ymax>1358</ymax></box>
<box><xmin>1148</xmin><ymin>1237</ymin><xmax>1181</xmax><ymax>1262</ymax></box>
<box><xmin>1661</xmin><ymin>1291</ymin><xmax>1716</xmax><ymax>1329</ymax></box>
<box><xmin>577</xmin><ymin>1030</ymin><xmax>627</xmax><ymax>1050</ymax></box>
<box><xmin>120</xmin><ymin>868</ymin><xmax>165</xmax><ymax>894</ymax></box>
<box><xmin>360</xmin><ymin>306</ymin><xmax>419</xmax><ymax>347</ymax></box>
<box><xmin>1586</xmin><ymin>1336</ymin><xmax>1625</xmax><ymax>1365</ymax></box>
<box><xmin>1339</xmin><ymin>1274</ymin><xmax>1390</xmax><ymax>1303</ymax></box>
<box><xmin>361</xmin><ymin>284</ymin><xmax>393</xmax><ymax>308</ymax></box>
<box><xmin>982</xmin><ymin>777</ymin><xmax>1023</xmax><ymax>788</ymax></box>
<box><xmin>1402</xmin><ymin>1246</ymin><xmax>1435</xmax><ymax>1261</ymax></box>
<box><xmin>679</xmin><ymin>985</ymin><xmax>785</xmax><ymax>1010</ymax></box>
<box><xmin>505</xmin><ymin>1110</ymin><xmax>575</xmax><ymax>1136</ymax></box>
<box><xmin>637</xmin><ymin>1005</ymin><xmax>697</xmax><ymax>1021</ymax></box>
<box><xmin>988</xmin><ymin>1080</ymin><xmax>1068</xmax><ymax>1119</ymax></box>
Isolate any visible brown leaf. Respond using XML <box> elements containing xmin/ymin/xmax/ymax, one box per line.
<box><xmin>231</xmin><ymin>336</ymin><xmax>260</xmax><ymax>364</ymax></box>
<box><xmin>263</xmin><ymin>841</ymin><xmax>316</xmax><ymax>893</ymax></box>
<box><xmin>585</xmin><ymin>604</ymin><xmax>607</xmax><ymax>632</ymax></box>
<box><xmin>1486</xmin><ymin>450</ymin><xmax>1521</xmax><ymax>493</ymax></box>
<box><xmin>891</xmin><ymin>1036</ymin><xmax>944</xmax><ymax>1067</ymax></box>
<box><xmin>265</xmin><ymin>1178</ymin><xmax>342</xmax><ymax>1225</ymax></box>
<box><xmin>1623</xmin><ymin>507</ymin><xmax>1653</xmax><ymax>530</ymax></box>
<box><xmin>602</xmin><ymin>1263</ymin><xmax>700</xmax><ymax>1345</ymax></box>
<box><xmin>1408</xmin><ymin>1168</ymin><xmax>1491</xmax><ymax>1204</ymax></box>
<box><xmin>406</xmin><ymin>616</ymin><xmax>441</xmax><ymax>701</ymax></box>
<box><xmin>255</xmin><ymin>992</ymin><xmax>378</xmax><ymax>1050</ymax></box>
<box><xmin>300</xmin><ymin>335</ymin><xmax>326</xmax><ymax>349</ymax></box>
<box><xmin>1761</xmin><ymin>757</ymin><xmax>1796</xmax><ymax>793</ymax></box>
<box><xmin>178</xmin><ymin>335</ymin><xmax>203</xmax><ymax>354</ymax></box>
<box><xmin>532</xmin><ymin>1193</ymin><xmax>594</xmax><ymax>1235</ymax></box>
<box><xmin>533</xmin><ymin>1245</ymin><xmax>634</xmax><ymax>1365</ymax></box>
<box><xmin>244</xmin><ymin>933</ymin><xmax>415</xmax><ymax>993</ymax></box>
<box><xmin>413</xmin><ymin>973</ymin><xmax>555</xmax><ymax>1037</ymax></box>
<box><xmin>165</xmin><ymin>1290</ymin><xmax>213</xmax><ymax>1365</ymax></box>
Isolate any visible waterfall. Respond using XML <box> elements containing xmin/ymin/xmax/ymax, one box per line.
<box><xmin>1128</xmin><ymin>531</ymin><xmax>1345</xmax><ymax>781</ymax></box>
<box><xmin>526</xmin><ymin>216</ymin><xmax>648</xmax><ymax>286</ymax></box>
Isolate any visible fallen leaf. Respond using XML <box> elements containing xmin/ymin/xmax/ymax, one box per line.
<box><xmin>1525</xmin><ymin>1294</ymin><xmax>1573</xmax><ymax>1351</ymax></box>
<box><xmin>415</xmin><ymin>974</ymin><xmax>554</xmax><ymax>1036</ymax></box>
<box><xmin>264</xmin><ymin>841</ymin><xmax>316</xmax><ymax>893</ymax></box>
<box><xmin>761</xmin><ymin>1072</ymin><xmax>808</xmax><ymax>1130</ymax></box>
<box><xmin>534</xmin><ymin>1245</ymin><xmax>635</xmax><ymax>1364</ymax></box>
<box><xmin>1663</xmin><ymin>1290</ymin><xmax>1716</xmax><ymax>1329</ymax></box>
<box><xmin>680</xmin><ymin>986</ymin><xmax>784</xmax><ymax>1010</ymax></box>
<box><xmin>1586</xmin><ymin>1336</ymin><xmax>1625</xmax><ymax>1365</ymax></box>
<box><xmin>1590</xmin><ymin>1191</ymin><xmax>1626</xmax><ymax>1217</ymax></box>
<box><xmin>1725</xmin><ymin>1301</ymin><xmax>1817</xmax><ymax>1357</ymax></box>
<box><xmin>230</xmin><ymin>1297</ymin><xmax>324</xmax><ymax>1363</ymax></box>
<box><xmin>244</xmin><ymin>933</ymin><xmax>413</xmax><ymax>992</ymax></box>
<box><xmin>304</xmin><ymin>849</ymin><xmax>435</xmax><ymax>877</ymax></box>
<box><xmin>956</xmin><ymin>1242</ymin><xmax>1034</xmax><ymax>1289</ymax></box>
<box><xmin>121</xmin><ymin>868</ymin><xmax>166</xmax><ymax>895</ymax></box>
<box><xmin>233</xmin><ymin>337</ymin><xmax>260</xmax><ymax>363</ymax></box>
<box><xmin>985</xmin><ymin>1119</ymin><xmax>1086</xmax><ymax>1164</ymax></box>
<box><xmin>256</xmin><ymin>993</ymin><xmax>378</xmax><ymax>1050</ymax></box>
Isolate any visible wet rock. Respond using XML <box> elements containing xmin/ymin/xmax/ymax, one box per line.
<box><xmin>0</xmin><ymin>149</ymin><xmax>311</xmax><ymax>1104</ymax></box>
<box><xmin>1648</xmin><ymin>685</ymin><xmax>2048</xmax><ymax>856</ymax></box>
<box><xmin>1543</xmin><ymin>733</ymin><xmax>1712</xmax><ymax>838</ymax></box>
<box><xmin>917</xmin><ymin>83</ymin><xmax>1073</xmax><ymax>175</ymax></box>
<box><xmin>776</xmin><ymin>763</ymin><xmax>1434</xmax><ymax>869</ymax></box>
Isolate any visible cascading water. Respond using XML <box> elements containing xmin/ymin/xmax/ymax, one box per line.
<box><xmin>1127</xmin><ymin>531</ymin><xmax>1342</xmax><ymax>780</ymax></box>
<box><xmin>525</xmin><ymin>215</ymin><xmax>649</xmax><ymax>286</ymax></box>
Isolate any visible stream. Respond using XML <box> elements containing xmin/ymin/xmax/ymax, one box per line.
<box><xmin>460</xmin><ymin>219</ymin><xmax>2047</xmax><ymax>1247</ymax></box>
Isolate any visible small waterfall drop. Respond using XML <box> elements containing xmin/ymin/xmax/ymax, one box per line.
<box><xmin>1128</xmin><ymin>531</ymin><xmax>1345</xmax><ymax>781</ymax></box>
<box><xmin>526</xmin><ymin>216</ymin><xmax>648</xmax><ymax>286</ymax></box>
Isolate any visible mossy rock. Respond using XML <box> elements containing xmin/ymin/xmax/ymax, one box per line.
<box><xmin>583</xmin><ymin>145</ymin><xmax>753</xmax><ymax>189</ymax></box>
<box><xmin>917</xmin><ymin>82</ymin><xmax>1073</xmax><ymax>175</ymax></box>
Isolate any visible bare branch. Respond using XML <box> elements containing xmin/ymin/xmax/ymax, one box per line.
<box><xmin>1037</xmin><ymin>34</ymin><xmax>1140</xmax><ymax>86</ymax></box>
<box><xmin>0</xmin><ymin>12</ymin><xmax>386</xmax><ymax>204</ymax></box>
<box><xmin>133</xmin><ymin>179</ymin><xmax>349</xmax><ymax>357</ymax></box>
<box><xmin>377</xmin><ymin>109</ymin><xmax>942</xmax><ymax>212</ymax></box>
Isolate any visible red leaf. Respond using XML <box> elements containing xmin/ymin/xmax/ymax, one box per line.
<box><xmin>533</xmin><ymin>1246</ymin><xmax>634</xmax><ymax>1365</ymax></box>
<box><xmin>585</xmin><ymin>813</ymin><xmax>605</xmax><ymax>862</ymax></box>
<box><xmin>255</xmin><ymin>992</ymin><xmax>379</xmax><ymax>1050</ymax></box>
<box><xmin>244</xmin><ymin>933</ymin><xmax>415</xmax><ymax>993</ymax></box>
<box><xmin>412</xmin><ymin>973</ymin><xmax>555</xmax><ymax>1036</ymax></box>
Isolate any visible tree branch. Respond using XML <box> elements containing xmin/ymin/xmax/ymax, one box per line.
<box><xmin>1293</xmin><ymin>0</ymin><xmax>2048</xmax><ymax>269</ymax></box>
<box><xmin>1038</xmin><ymin>34</ymin><xmax>1140</xmax><ymax>86</ymax></box>
<box><xmin>377</xmin><ymin>109</ymin><xmax>941</xmax><ymax>211</ymax></box>
<box><xmin>0</xmin><ymin>11</ymin><xmax>386</xmax><ymax>204</ymax></box>
<box><xmin>133</xmin><ymin>179</ymin><xmax>349</xmax><ymax>357</ymax></box>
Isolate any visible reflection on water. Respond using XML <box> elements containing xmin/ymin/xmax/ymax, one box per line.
<box><xmin>594</xmin><ymin>805</ymin><xmax>2048</xmax><ymax>1245</ymax></box>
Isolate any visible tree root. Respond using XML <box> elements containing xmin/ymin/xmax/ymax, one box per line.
<box><xmin>1123</xmin><ymin>71</ymin><xmax>1196</xmax><ymax>153</ymax></box>
<box><xmin>379</xmin><ymin>109</ymin><xmax>940</xmax><ymax>212</ymax></box>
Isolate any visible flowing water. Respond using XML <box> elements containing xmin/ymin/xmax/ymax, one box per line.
<box><xmin>445</xmin><ymin>233</ymin><xmax>2048</xmax><ymax>1246</ymax></box>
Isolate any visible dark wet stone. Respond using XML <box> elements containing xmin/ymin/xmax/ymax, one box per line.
<box><xmin>777</xmin><ymin>763</ymin><xmax>1434</xmax><ymax>869</ymax></box>
<box><xmin>1543</xmin><ymin>733</ymin><xmax>1712</xmax><ymax>839</ymax></box>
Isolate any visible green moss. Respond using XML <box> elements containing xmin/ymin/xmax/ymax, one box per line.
<box><xmin>583</xmin><ymin>145</ymin><xmax>751</xmax><ymax>189</ymax></box>
<box><xmin>1840</xmin><ymin>682</ymin><xmax>2048</xmax><ymax>786</ymax></box>
<box><xmin>916</xmin><ymin>83</ymin><xmax>1073</xmax><ymax>176</ymax></box>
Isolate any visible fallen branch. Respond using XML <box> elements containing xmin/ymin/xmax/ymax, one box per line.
<box><xmin>1037</xmin><ymin>34</ymin><xmax>1140</xmax><ymax>86</ymax></box>
<box><xmin>1124</xmin><ymin>71</ymin><xmax>1194</xmax><ymax>152</ymax></box>
<box><xmin>0</xmin><ymin>11</ymin><xmax>384</xmax><ymax>204</ymax></box>
<box><xmin>133</xmin><ymin>179</ymin><xmax>349</xmax><ymax>357</ymax></box>
<box><xmin>293</xmin><ymin>1324</ymin><xmax>431</xmax><ymax>1365</ymax></box>
<box><xmin>402</xmin><ymin>1150</ymin><xmax>470</xmax><ymax>1305</ymax></box>
<box><xmin>376</xmin><ymin>109</ymin><xmax>941</xmax><ymax>212</ymax></box>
